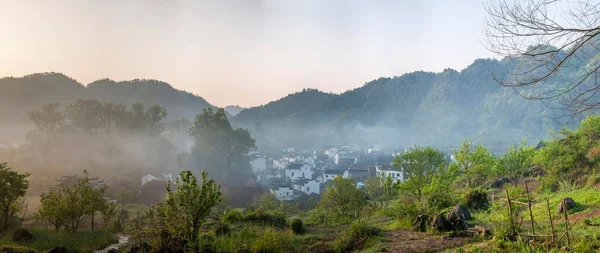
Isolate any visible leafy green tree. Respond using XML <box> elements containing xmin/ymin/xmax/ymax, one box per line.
<box><xmin>394</xmin><ymin>146</ymin><xmax>447</xmax><ymax>208</ymax></box>
<box><xmin>496</xmin><ymin>142</ymin><xmax>535</xmax><ymax>181</ymax></box>
<box><xmin>27</xmin><ymin>102</ymin><xmax>64</xmax><ymax>138</ymax></box>
<box><xmin>317</xmin><ymin>176</ymin><xmax>366</xmax><ymax>220</ymax></box>
<box><xmin>38</xmin><ymin>172</ymin><xmax>107</xmax><ymax>233</ymax></box>
<box><xmin>156</xmin><ymin>171</ymin><xmax>222</xmax><ymax>250</ymax></box>
<box><xmin>452</xmin><ymin>140</ymin><xmax>496</xmax><ymax>188</ymax></box>
<box><xmin>99</xmin><ymin>202</ymin><xmax>119</xmax><ymax>228</ymax></box>
<box><xmin>0</xmin><ymin>162</ymin><xmax>29</xmax><ymax>230</ymax></box>
<box><xmin>189</xmin><ymin>108</ymin><xmax>256</xmax><ymax>178</ymax></box>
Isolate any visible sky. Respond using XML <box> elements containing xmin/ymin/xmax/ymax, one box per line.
<box><xmin>0</xmin><ymin>0</ymin><xmax>496</xmax><ymax>107</ymax></box>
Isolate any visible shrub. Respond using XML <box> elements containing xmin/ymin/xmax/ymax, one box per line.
<box><xmin>290</xmin><ymin>218</ymin><xmax>304</xmax><ymax>234</ymax></box>
<box><xmin>213</xmin><ymin>222</ymin><xmax>231</xmax><ymax>236</ymax></box>
<box><xmin>334</xmin><ymin>219</ymin><xmax>380</xmax><ymax>252</ymax></box>
<box><xmin>243</xmin><ymin>210</ymin><xmax>286</xmax><ymax>227</ymax></box>
<box><xmin>465</xmin><ymin>188</ymin><xmax>489</xmax><ymax>211</ymax></box>
<box><xmin>222</xmin><ymin>208</ymin><xmax>244</xmax><ymax>223</ymax></box>
<box><xmin>251</xmin><ymin>228</ymin><xmax>292</xmax><ymax>253</ymax></box>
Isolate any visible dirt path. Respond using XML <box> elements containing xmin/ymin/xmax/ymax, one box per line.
<box><xmin>385</xmin><ymin>230</ymin><xmax>472</xmax><ymax>253</ymax></box>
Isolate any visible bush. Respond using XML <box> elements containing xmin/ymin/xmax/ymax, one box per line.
<box><xmin>243</xmin><ymin>210</ymin><xmax>286</xmax><ymax>227</ymax></box>
<box><xmin>290</xmin><ymin>218</ymin><xmax>304</xmax><ymax>234</ymax></box>
<box><xmin>213</xmin><ymin>222</ymin><xmax>231</xmax><ymax>236</ymax></box>
<box><xmin>334</xmin><ymin>219</ymin><xmax>380</xmax><ymax>252</ymax></box>
<box><xmin>465</xmin><ymin>188</ymin><xmax>489</xmax><ymax>211</ymax></box>
<box><xmin>222</xmin><ymin>208</ymin><xmax>244</xmax><ymax>223</ymax></box>
<box><xmin>251</xmin><ymin>228</ymin><xmax>292</xmax><ymax>253</ymax></box>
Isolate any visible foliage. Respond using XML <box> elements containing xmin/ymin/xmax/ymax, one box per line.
<box><xmin>37</xmin><ymin>171</ymin><xmax>106</xmax><ymax>233</ymax></box>
<box><xmin>189</xmin><ymin>108</ymin><xmax>256</xmax><ymax>178</ymax></box>
<box><xmin>212</xmin><ymin>222</ymin><xmax>231</xmax><ymax>236</ymax></box>
<box><xmin>0</xmin><ymin>162</ymin><xmax>29</xmax><ymax>231</ymax></box>
<box><xmin>496</xmin><ymin>142</ymin><xmax>535</xmax><ymax>181</ymax></box>
<box><xmin>0</xmin><ymin>229</ymin><xmax>117</xmax><ymax>253</ymax></box>
<box><xmin>394</xmin><ymin>146</ymin><xmax>448</xmax><ymax>210</ymax></box>
<box><xmin>316</xmin><ymin>176</ymin><xmax>366</xmax><ymax>222</ymax></box>
<box><xmin>465</xmin><ymin>188</ymin><xmax>489</xmax><ymax>211</ymax></box>
<box><xmin>333</xmin><ymin>219</ymin><xmax>380</xmax><ymax>253</ymax></box>
<box><xmin>154</xmin><ymin>170</ymin><xmax>222</xmax><ymax>250</ymax></box>
<box><xmin>452</xmin><ymin>140</ymin><xmax>496</xmax><ymax>188</ymax></box>
<box><xmin>290</xmin><ymin>218</ymin><xmax>304</xmax><ymax>234</ymax></box>
<box><xmin>251</xmin><ymin>228</ymin><xmax>293</xmax><ymax>253</ymax></box>
<box><xmin>98</xmin><ymin>202</ymin><xmax>119</xmax><ymax>228</ymax></box>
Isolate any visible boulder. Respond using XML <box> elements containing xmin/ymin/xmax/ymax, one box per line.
<box><xmin>557</xmin><ymin>197</ymin><xmax>576</xmax><ymax>213</ymax></box>
<box><xmin>107</xmin><ymin>248</ymin><xmax>120</xmax><ymax>253</ymax></box>
<box><xmin>491</xmin><ymin>177</ymin><xmax>512</xmax><ymax>189</ymax></box>
<box><xmin>431</xmin><ymin>213</ymin><xmax>452</xmax><ymax>232</ymax></box>
<box><xmin>412</xmin><ymin>214</ymin><xmax>429</xmax><ymax>232</ymax></box>
<box><xmin>448</xmin><ymin>204</ymin><xmax>471</xmax><ymax>221</ymax></box>
<box><xmin>11</xmin><ymin>228</ymin><xmax>34</xmax><ymax>243</ymax></box>
<box><xmin>46</xmin><ymin>247</ymin><xmax>70</xmax><ymax>253</ymax></box>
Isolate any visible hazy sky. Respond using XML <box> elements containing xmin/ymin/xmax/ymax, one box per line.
<box><xmin>0</xmin><ymin>0</ymin><xmax>495</xmax><ymax>107</ymax></box>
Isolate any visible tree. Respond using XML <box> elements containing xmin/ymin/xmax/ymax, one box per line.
<box><xmin>99</xmin><ymin>202</ymin><xmax>119</xmax><ymax>228</ymax></box>
<box><xmin>27</xmin><ymin>102</ymin><xmax>64</xmax><ymax>138</ymax></box>
<box><xmin>189</xmin><ymin>108</ymin><xmax>256</xmax><ymax>178</ymax></box>
<box><xmin>0</xmin><ymin>162</ymin><xmax>29</xmax><ymax>230</ymax></box>
<box><xmin>394</xmin><ymin>146</ymin><xmax>447</xmax><ymax>208</ymax></box>
<box><xmin>317</xmin><ymin>176</ymin><xmax>366</xmax><ymax>220</ymax></box>
<box><xmin>496</xmin><ymin>142</ymin><xmax>535</xmax><ymax>180</ymax></box>
<box><xmin>38</xmin><ymin>172</ymin><xmax>106</xmax><ymax>233</ymax></box>
<box><xmin>98</xmin><ymin>102</ymin><xmax>126</xmax><ymax>137</ymax></box>
<box><xmin>452</xmin><ymin>140</ymin><xmax>496</xmax><ymax>188</ymax></box>
<box><xmin>485</xmin><ymin>0</ymin><xmax>600</xmax><ymax>120</ymax></box>
<box><xmin>64</xmin><ymin>99</ymin><xmax>103</xmax><ymax>134</ymax></box>
<box><xmin>156</xmin><ymin>171</ymin><xmax>222</xmax><ymax>250</ymax></box>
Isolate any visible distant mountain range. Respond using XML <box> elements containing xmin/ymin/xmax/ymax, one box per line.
<box><xmin>0</xmin><ymin>73</ymin><xmax>215</xmax><ymax>143</ymax></box>
<box><xmin>0</xmin><ymin>55</ymin><xmax>584</xmax><ymax>149</ymax></box>
<box><xmin>224</xmin><ymin>105</ymin><xmax>246</xmax><ymax>116</ymax></box>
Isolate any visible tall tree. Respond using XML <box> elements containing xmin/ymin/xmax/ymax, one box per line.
<box><xmin>0</xmin><ymin>162</ymin><xmax>29</xmax><ymax>230</ymax></box>
<box><xmin>98</xmin><ymin>102</ymin><xmax>126</xmax><ymax>137</ymax></box>
<box><xmin>452</xmin><ymin>140</ymin><xmax>496</xmax><ymax>188</ymax></box>
<box><xmin>485</xmin><ymin>0</ymin><xmax>600</xmax><ymax>120</ymax></box>
<box><xmin>64</xmin><ymin>99</ymin><xmax>103</xmax><ymax>134</ymax></box>
<box><xmin>394</xmin><ymin>146</ymin><xmax>447</xmax><ymax>207</ymax></box>
<box><xmin>497</xmin><ymin>142</ymin><xmax>535</xmax><ymax>181</ymax></box>
<box><xmin>156</xmin><ymin>171</ymin><xmax>222</xmax><ymax>250</ymax></box>
<box><xmin>318</xmin><ymin>176</ymin><xmax>366</xmax><ymax>220</ymax></box>
<box><xmin>189</xmin><ymin>108</ymin><xmax>255</xmax><ymax>178</ymax></box>
<box><xmin>27</xmin><ymin>102</ymin><xmax>64</xmax><ymax>138</ymax></box>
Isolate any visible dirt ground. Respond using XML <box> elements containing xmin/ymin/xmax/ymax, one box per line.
<box><xmin>385</xmin><ymin>229</ymin><xmax>473</xmax><ymax>253</ymax></box>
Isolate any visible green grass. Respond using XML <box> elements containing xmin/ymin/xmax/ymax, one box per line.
<box><xmin>0</xmin><ymin>229</ymin><xmax>118</xmax><ymax>253</ymax></box>
<box><xmin>530</xmin><ymin>187</ymin><xmax>600</xmax><ymax>218</ymax></box>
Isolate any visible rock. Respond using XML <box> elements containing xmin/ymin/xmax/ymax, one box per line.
<box><xmin>46</xmin><ymin>247</ymin><xmax>70</xmax><ymax>253</ymax></box>
<box><xmin>412</xmin><ymin>214</ymin><xmax>429</xmax><ymax>232</ymax></box>
<box><xmin>448</xmin><ymin>204</ymin><xmax>471</xmax><ymax>221</ymax></box>
<box><xmin>557</xmin><ymin>197</ymin><xmax>576</xmax><ymax>213</ymax></box>
<box><xmin>107</xmin><ymin>248</ymin><xmax>120</xmax><ymax>253</ymax></box>
<box><xmin>431</xmin><ymin>213</ymin><xmax>452</xmax><ymax>232</ymax></box>
<box><xmin>11</xmin><ymin>228</ymin><xmax>34</xmax><ymax>243</ymax></box>
<box><xmin>491</xmin><ymin>177</ymin><xmax>512</xmax><ymax>189</ymax></box>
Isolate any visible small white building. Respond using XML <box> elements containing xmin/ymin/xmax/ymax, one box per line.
<box><xmin>273</xmin><ymin>158</ymin><xmax>290</xmax><ymax>170</ymax></box>
<box><xmin>285</xmin><ymin>163</ymin><xmax>313</xmax><ymax>182</ymax></box>
<box><xmin>141</xmin><ymin>172</ymin><xmax>174</xmax><ymax>186</ymax></box>
<box><xmin>270</xmin><ymin>186</ymin><xmax>294</xmax><ymax>201</ymax></box>
<box><xmin>322</xmin><ymin>169</ymin><xmax>346</xmax><ymax>182</ymax></box>
<box><xmin>379</xmin><ymin>170</ymin><xmax>403</xmax><ymax>183</ymax></box>
<box><xmin>293</xmin><ymin>179</ymin><xmax>321</xmax><ymax>195</ymax></box>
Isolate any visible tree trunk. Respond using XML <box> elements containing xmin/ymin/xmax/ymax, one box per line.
<box><xmin>91</xmin><ymin>213</ymin><xmax>95</xmax><ymax>232</ymax></box>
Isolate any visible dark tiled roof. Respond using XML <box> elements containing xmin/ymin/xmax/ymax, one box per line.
<box><xmin>286</xmin><ymin>163</ymin><xmax>305</xmax><ymax>170</ymax></box>
<box><xmin>324</xmin><ymin>169</ymin><xmax>345</xmax><ymax>175</ymax></box>
<box><xmin>294</xmin><ymin>178</ymin><xmax>309</xmax><ymax>185</ymax></box>
<box><xmin>349</xmin><ymin>164</ymin><xmax>369</xmax><ymax>171</ymax></box>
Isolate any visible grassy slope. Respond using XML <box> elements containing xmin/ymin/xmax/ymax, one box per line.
<box><xmin>0</xmin><ymin>229</ymin><xmax>117</xmax><ymax>253</ymax></box>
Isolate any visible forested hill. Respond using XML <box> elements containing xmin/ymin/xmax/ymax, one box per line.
<box><xmin>232</xmin><ymin>58</ymin><xmax>566</xmax><ymax>150</ymax></box>
<box><xmin>0</xmin><ymin>73</ymin><xmax>215</xmax><ymax>143</ymax></box>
